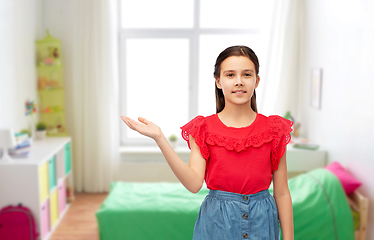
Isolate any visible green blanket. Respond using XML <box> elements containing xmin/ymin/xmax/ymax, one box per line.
<box><xmin>96</xmin><ymin>169</ymin><xmax>354</xmax><ymax>240</ymax></box>
<box><xmin>96</xmin><ymin>182</ymin><xmax>208</xmax><ymax>240</ymax></box>
<box><xmin>270</xmin><ymin>169</ymin><xmax>354</xmax><ymax>240</ymax></box>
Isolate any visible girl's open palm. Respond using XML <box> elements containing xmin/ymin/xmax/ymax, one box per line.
<box><xmin>121</xmin><ymin>116</ymin><xmax>163</xmax><ymax>140</ymax></box>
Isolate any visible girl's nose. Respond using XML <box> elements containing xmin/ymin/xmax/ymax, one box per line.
<box><xmin>235</xmin><ymin>78</ymin><xmax>244</xmax><ymax>87</ymax></box>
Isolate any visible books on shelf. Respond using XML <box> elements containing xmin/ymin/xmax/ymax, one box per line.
<box><xmin>9</xmin><ymin>151</ymin><xmax>30</xmax><ymax>158</ymax></box>
<box><xmin>290</xmin><ymin>137</ymin><xmax>320</xmax><ymax>150</ymax></box>
<box><xmin>0</xmin><ymin>149</ymin><xmax>30</xmax><ymax>159</ymax></box>
<box><xmin>293</xmin><ymin>143</ymin><xmax>320</xmax><ymax>150</ymax></box>
<box><xmin>8</xmin><ymin>133</ymin><xmax>33</xmax><ymax>158</ymax></box>
<box><xmin>14</xmin><ymin>138</ymin><xmax>32</xmax><ymax>149</ymax></box>
<box><xmin>9</xmin><ymin>145</ymin><xmax>31</xmax><ymax>155</ymax></box>
<box><xmin>14</xmin><ymin>132</ymin><xmax>29</xmax><ymax>145</ymax></box>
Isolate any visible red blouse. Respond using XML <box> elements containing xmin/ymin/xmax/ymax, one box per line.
<box><xmin>180</xmin><ymin>113</ymin><xmax>293</xmax><ymax>195</ymax></box>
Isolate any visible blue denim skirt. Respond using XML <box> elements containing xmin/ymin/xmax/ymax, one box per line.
<box><xmin>193</xmin><ymin>189</ymin><xmax>280</xmax><ymax>240</ymax></box>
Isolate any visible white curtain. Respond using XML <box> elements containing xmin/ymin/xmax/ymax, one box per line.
<box><xmin>70</xmin><ymin>0</ymin><xmax>119</xmax><ymax>192</ymax></box>
<box><xmin>257</xmin><ymin>0</ymin><xmax>302</xmax><ymax>117</ymax></box>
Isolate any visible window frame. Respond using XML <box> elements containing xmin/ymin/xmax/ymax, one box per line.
<box><xmin>118</xmin><ymin>0</ymin><xmax>259</xmax><ymax>146</ymax></box>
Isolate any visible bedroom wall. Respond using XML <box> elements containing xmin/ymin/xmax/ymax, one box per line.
<box><xmin>3</xmin><ymin>2</ymin><xmax>373</xmax><ymax>233</ymax></box>
<box><xmin>0</xmin><ymin>0</ymin><xmax>42</xmax><ymax>131</ymax></box>
<box><xmin>298</xmin><ymin>1</ymin><xmax>374</xmax><ymax>238</ymax></box>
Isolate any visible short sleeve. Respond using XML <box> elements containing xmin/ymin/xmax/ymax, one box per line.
<box><xmin>180</xmin><ymin>116</ymin><xmax>210</xmax><ymax>160</ymax></box>
<box><xmin>269</xmin><ymin>115</ymin><xmax>293</xmax><ymax>174</ymax></box>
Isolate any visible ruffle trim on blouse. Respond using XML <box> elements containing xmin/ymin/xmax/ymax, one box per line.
<box><xmin>181</xmin><ymin>116</ymin><xmax>210</xmax><ymax>160</ymax></box>
<box><xmin>205</xmin><ymin>131</ymin><xmax>273</xmax><ymax>152</ymax></box>
<box><xmin>269</xmin><ymin>115</ymin><xmax>293</xmax><ymax>174</ymax></box>
<box><xmin>181</xmin><ymin>115</ymin><xmax>293</xmax><ymax>170</ymax></box>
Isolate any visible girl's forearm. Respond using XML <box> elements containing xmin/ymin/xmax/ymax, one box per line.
<box><xmin>274</xmin><ymin>193</ymin><xmax>294</xmax><ymax>240</ymax></box>
<box><xmin>154</xmin><ymin>134</ymin><xmax>204</xmax><ymax>193</ymax></box>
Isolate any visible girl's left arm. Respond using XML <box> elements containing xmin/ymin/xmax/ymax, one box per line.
<box><xmin>273</xmin><ymin>150</ymin><xmax>294</xmax><ymax>240</ymax></box>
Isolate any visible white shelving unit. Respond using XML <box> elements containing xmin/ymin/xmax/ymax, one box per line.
<box><xmin>287</xmin><ymin>144</ymin><xmax>327</xmax><ymax>172</ymax></box>
<box><xmin>0</xmin><ymin>137</ymin><xmax>73</xmax><ymax>240</ymax></box>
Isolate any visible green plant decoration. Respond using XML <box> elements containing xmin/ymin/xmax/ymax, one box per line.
<box><xmin>36</xmin><ymin>122</ymin><xmax>47</xmax><ymax>131</ymax></box>
<box><xmin>169</xmin><ymin>134</ymin><xmax>178</xmax><ymax>142</ymax></box>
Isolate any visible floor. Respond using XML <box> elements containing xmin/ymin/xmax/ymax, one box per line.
<box><xmin>50</xmin><ymin>193</ymin><xmax>108</xmax><ymax>240</ymax></box>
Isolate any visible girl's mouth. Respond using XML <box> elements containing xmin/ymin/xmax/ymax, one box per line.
<box><xmin>233</xmin><ymin>90</ymin><xmax>246</xmax><ymax>95</ymax></box>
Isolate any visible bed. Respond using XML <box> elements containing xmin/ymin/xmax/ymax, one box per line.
<box><xmin>348</xmin><ymin>191</ymin><xmax>369</xmax><ymax>240</ymax></box>
<box><xmin>96</xmin><ymin>182</ymin><xmax>207</xmax><ymax>240</ymax></box>
<box><xmin>96</xmin><ymin>168</ymin><xmax>368</xmax><ymax>240</ymax></box>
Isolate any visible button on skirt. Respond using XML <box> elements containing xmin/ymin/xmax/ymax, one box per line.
<box><xmin>193</xmin><ymin>189</ymin><xmax>280</xmax><ymax>240</ymax></box>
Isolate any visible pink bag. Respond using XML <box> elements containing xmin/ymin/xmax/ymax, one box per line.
<box><xmin>0</xmin><ymin>204</ymin><xmax>39</xmax><ymax>240</ymax></box>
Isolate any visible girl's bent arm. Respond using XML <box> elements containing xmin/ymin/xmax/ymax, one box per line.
<box><xmin>155</xmin><ymin>134</ymin><xmax>206</xmax><ymax>193</ymax></box>
<box><xmin>121</xmin><ymin>116</ymin><xmax>206</xmax><ymax>193</ymax></box>
<box><xmin>273</xmin><ymin>151</ymin><xmax>294</xmax><ymax>240</ymax></box>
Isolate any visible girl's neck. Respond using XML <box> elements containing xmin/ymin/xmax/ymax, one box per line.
<box><xmin>218</xmin><ymin>105</ymin><xmax>257</xmax><ymax>128</ymax></box>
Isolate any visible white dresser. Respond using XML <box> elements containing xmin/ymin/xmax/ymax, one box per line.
<box><xmin>0</xmin><ymin>137</ymin><xmax>73</xmax><ymax>240</ymax></box>
<box><xmin>287</xmin><ymin>143</ymin><xmax>327</xmax><ymax>174</ymax></box>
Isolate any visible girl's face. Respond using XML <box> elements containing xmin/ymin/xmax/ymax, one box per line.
<box><xmin>216</xmin><ymin>56</ymin><xmax>260</xmax><ymax>108</ymax></box>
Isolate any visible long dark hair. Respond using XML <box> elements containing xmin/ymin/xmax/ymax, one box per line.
<box><xmin>213</xmin><ymin>46</ymin><xmax>260</xmax><ymax>113</ymax></box>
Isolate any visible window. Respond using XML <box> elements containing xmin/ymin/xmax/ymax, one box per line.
<box><xmin>119</xmin><ymin>0</ymin><xmax>270</xmax><ymax>146</ymax></box>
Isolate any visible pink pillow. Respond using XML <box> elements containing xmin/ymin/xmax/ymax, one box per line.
<box><xmin>325</xmin><ymin>161</ymin><xmax>361</xmax><ymax>194</ymax></box>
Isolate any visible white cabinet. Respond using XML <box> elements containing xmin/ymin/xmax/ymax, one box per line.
<box><xmin>0</xmin><ymin>137</ymin><xmax>73</xmax><ymax>240</ymax></box>
<box><xmin>287</xmin><ymin>143</ymin><xmax>327</xmax><ymax>172</ymax></box>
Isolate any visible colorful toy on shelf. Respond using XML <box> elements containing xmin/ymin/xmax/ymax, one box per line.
<box><xmin>39</xmin><ymin>108</ymin><xmax>67</xmax><ymax>137</ymax></box>
<box><xmin>42</xmin><ymin>106</ymin><xmax>63</xmax><ymax>113</ymax></box>
<box><xmin>36</xmin><ymin>30</ymin><xmax>62</xmax><ymax>66</ymax></box>
<box><xmin>38</xmin><ymin>76</ymin><xmax>59</xmax><ymax>90</ymax></box>
<box><xmin>25</xmin><ymin>100</ymin><xmax>37</xmax><ymax>116</ymax></box>
<box><xmin>53</xmin><ymin>48</ymin><xmax>59</xmax><ymax>58</ymax></box>
<box><xmin>37</xmin><ymin>66</ymin><xmax>63</xmax><ymax>90</ymax></box>
<box><xmin>44</xmin><ymin>57</ymin><xmax>54</xmax><ymax>65</ymax></box>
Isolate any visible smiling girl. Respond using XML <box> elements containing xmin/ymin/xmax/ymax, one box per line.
<box><xmin>121</xmin><ymin>46</ymin><xmax>294</xmax><ymax>240</ymax></box>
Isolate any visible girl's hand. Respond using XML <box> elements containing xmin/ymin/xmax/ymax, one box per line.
<box><xmin>121</xmin><ymin>116</ymin><xmax>163</xmax><ymax>141</ymax></box>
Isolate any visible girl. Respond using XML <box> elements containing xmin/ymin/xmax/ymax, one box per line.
<box><xmin>121</xmin><ymin>46</ymin><xmax>294</xmax><ymax>240</ymax></box>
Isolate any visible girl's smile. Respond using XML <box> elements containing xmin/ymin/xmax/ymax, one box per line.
<box><xmin>232</xmin><ymin>90</ymin><xmax>246</xmax><ymax>96</ymax></box>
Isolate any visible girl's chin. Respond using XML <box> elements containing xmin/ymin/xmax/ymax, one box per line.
<box><xmin>225</xmin><ymin>100</ymin><xmax>252</xmax><ymax>107</ymax></box>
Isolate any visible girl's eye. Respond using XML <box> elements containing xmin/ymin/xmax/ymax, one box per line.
<box><xmin>227</xmin><ymin>73</ymin><xmax>234</xmax><ymax>77</ymax></box>
<box><xmin>244</xmin><ymin>73</ymin><xmax>251</xmax><ymax>77</ymax></box>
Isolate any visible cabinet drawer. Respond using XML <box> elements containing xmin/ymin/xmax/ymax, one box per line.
<box><xmin>58</xmin><ymin>180</ymin><xmax>66</xmax><ymax>214</ymax></box>
<box><xmin>64</xmin><ymin>142</ymin><xmax>71</xmax><ymax>174</ymax></box>
<box><xmin>50</xmin><ymin>189</ymin><xmax>59</xmax><ymax>228</ymax></box>
<box><xmin>39</xmin><ymin>162</ymin><xmax>49</xmax><ymax>204</ymax></box>
<box><xmin>41</xmin><ymin>199</ymin><xmax>50</xmax><ymax>239</ymax></box>
<box><xmin>48</xmin><ymin>156</ymin><xmax>57</xmax><ymax>191</ymax></box>
<box><xmin>56</xmin><ymin>149</ymin><xmax>65</xmax><ymax>179</ymax></box>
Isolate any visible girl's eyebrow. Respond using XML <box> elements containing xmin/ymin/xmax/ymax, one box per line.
<box><xmin>222</xmin><ymin>69</ymin><xmax>255</xmax><ymax>74</ymax></box>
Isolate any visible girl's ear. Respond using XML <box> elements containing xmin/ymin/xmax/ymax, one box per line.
<box><xmin>215</xmin><ymin>78</ymin><xmax>222</xmax><ymax>89</ymax></box>
<box><xmin>255</xmin><ymin>76</ymin><xmax>260</xmax><ymax>89</ymax></box>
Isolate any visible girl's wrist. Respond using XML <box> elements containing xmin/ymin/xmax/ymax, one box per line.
<box><xmin>153</xmin><ymin>132</ymin><xmax>166</xmax><ymax>144</ymax></box>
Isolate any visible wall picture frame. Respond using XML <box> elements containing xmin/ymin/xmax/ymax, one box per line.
<box><xmin>311</xmin><ymin>68</ymin><xmax>323</xmax><ymax>109</ymax></box>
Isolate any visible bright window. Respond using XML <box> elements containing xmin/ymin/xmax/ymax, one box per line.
<box><xmin>121</xmin><ymin>0</ymin><xmax>194</xmax><ymax>29</ymax></box>
<box><xmin>119</xmin><ymin>0</ymin><xmax>270</xmax><ymax>146</ymax></box>
<box><xmin>125</xmin><ymin>39</ymin><xmax>189</xmax><ymax>139</ymax></box>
